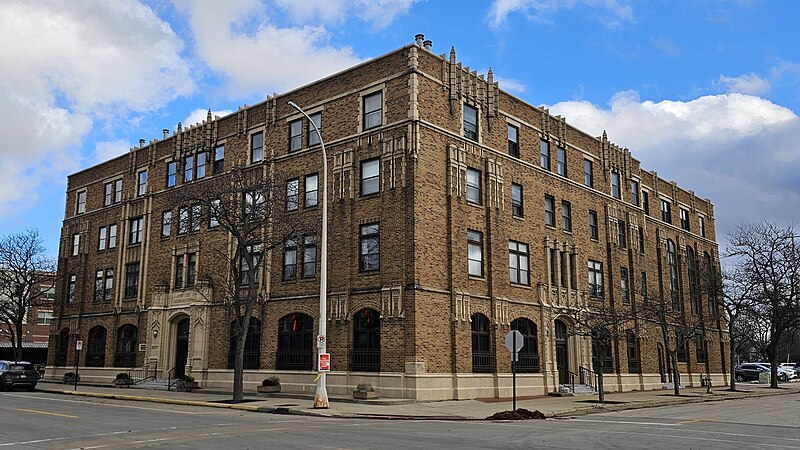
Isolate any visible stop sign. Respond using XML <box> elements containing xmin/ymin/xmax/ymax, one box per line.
<box><xmin>504</xmin><ymin>330</ymin><xmax>524</xmax><ymax>361</ymax></box>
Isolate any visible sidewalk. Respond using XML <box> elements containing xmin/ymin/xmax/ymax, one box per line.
<box><xmin>35</xmin><ymin>380</ymin><xmax>799</xmax><ymax>420</ymax></box>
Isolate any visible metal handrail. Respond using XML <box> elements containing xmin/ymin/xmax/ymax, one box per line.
<box><xmin>128</xmin><ymin>361</ymin><xmax>157</xmax><ymax>385</ymax></box>
<box><xmin>579</xmin><ymin>366</ymin><xmax>598</xmax><ymax>390</ymax></box>
<box><xmin>557</xmin><ymin>367</ymin><xmax>576</xmax><ymax>393</ymax></box>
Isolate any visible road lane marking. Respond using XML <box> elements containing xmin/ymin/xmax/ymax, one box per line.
<box><xmin>2</xmin><ymin>392</ymin><xmax>221</xmax><ymax>415</ymax></box>
<box><xmin>69</xmin><ymin>427</ymin><xmax>293</xmax><ymax>449</ymax></box>
<box><xmin>568</xmin><ymin>418</ymin><xmax>676</xmax><ymax>426</ymax></box>
<box><xmin>17</xmin><ymin>408</ymin><xmax>78</xmax><ymax>419</ymax></box>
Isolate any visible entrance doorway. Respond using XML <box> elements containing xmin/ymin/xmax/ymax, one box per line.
<box><xmin>174</xmin><ymin>318</ymin><xmax>190</xmax><ymax>379</ymax></box>
<box><xmin>555</xmin><ymin>319</ymin><xmax>569</xmax><ymax>384</ymax></box>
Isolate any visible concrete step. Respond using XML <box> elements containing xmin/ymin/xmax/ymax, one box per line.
<box><xmin>550</xmin><ymin>383</ymin><xmax>597</xmax><ymax>396</ymax></box>
<box><xmin>130</xmin><ymin>378</ymin><xmax>183</xmax><ymax>391</ymax></box>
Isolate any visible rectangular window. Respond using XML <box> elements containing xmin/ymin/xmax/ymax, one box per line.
<box><xmin>98</xmin><ymin>226</ymin><xmax>107</xmax><ymax>251</ymax></box>
<box><xmin>360</xmin><ymin>223</ymin><xmax>380</xmax><ymax>272</ymax></box>
<box><xmin>302</xmin><ymin>235</ymin><xmax>317</xmax><ymax>278</ymax></box>
<box><xmin>638</xmin><ymin>226</ymin><xmax>645</xmax><ymax>253</ymax></box>
<box><xmin>251</xmin><ymin>131</ymin><xmax>264</xmax><ymax>163</ymax></box>
<box><xmin>196</xmin><ymin>152</ymin><xmax>206</xmax><ymax>179</ymax></box>
<box><xmin>108</xmin><ymin>224</ymin><xmax>117</xmax><ymax>249</ymax></box>
<box><xmin>463</xmin><ymin>104</ymin><xmax>478</xmax><ymax>141</ymax></box>
<box><xmin>286</xmin><ymin>178</ymin><xmax>299</xmax><ymax>211</ymax></box>
<box><xmin>167</xmin><ymin>161</ymin><xmax>177</xmax><ymax>187</ymax></box>
<box><xmin>308</xmin><ymin>112</ymin><xmax>321</xmax><ymax>146</ymax></box>
<box><xmin>175</xmin><ymin>255</ymin><xmax>184</xmax><ymax>288</ymax></box>
<box><xmin>187</xmin><ymin>253</ymin><xmax>196</xmax><ymax>287</ymax></box>
<box><xmin>67</xmin><ymin>274</ymin><xmax>76</xmax><ymax>303</ymax></box>
<box><xmin>641</xmin><ymin>271</ymin><xmax>648</xmax><ymax>302</ymax></box>
<box><xmin>631</xmin><ymin>180</ymin><xmax>639</xmax><ymax>206</ymax></box>
<box><xmin>94</xmin><ymin>270</ymin><xmax>103</xmax><ymax>303</ymax></box>
<box><xmin>289</xmin><ymin>119</ymin><xmax>302</xmax><ymax>152</ymax></box>
<box><xmin>363</xmin><ymin>91</ymin><xmax>382</xmax><ymax>130</ymax></box>
<box><xmin>589</xmin><ymin>210</ymin><xmax>599</xmax><ymax>240</ymax></box>
<box><xmin>209</xmin><ymin>199</ymin><xmax>220</xmax><ymax>228</ymax></box>
<box><xmin>104</xmin><ymin>268</ymin><xmax>113</xmax><ymax>302</ymax></box>
<box><xmin>611</xmin><ymin>171</ymin><xmax>621</xmax><ymax>199</ymax></box>
<box><xmin>508</xmin><ymin>241</ymin><xmax>530</xmax><ymax>286</ymax></box>
<box><xmin>588</xmin><ymin>260</ymin><xmax>604</xmax><ymax>298</ymax></box>
<box><xmin>620</xmin><ymin>267</ymin><xmax>629</xmax><ymax>303</ymax></box>
<box><xmin>37</xmin><ymin>311</ymin><xmax>54</xmax><ymax>326</ymax></box>
<box><xmin>561</xmin><ymin>201</ymin><xmax>572</xmax><ymax>232</ymax></box>
<box><xmin>129</xmin><ymin>217</ymin><xmax>143</xmax><ymax>244</ymax></box>
<box><xmin>76</xmin><ymin>191</ymin><xmax>86</xmax><ymax>214</ymax></box>
<box><xmin>239</xmin><ymin>244</ymin><xmax>262</xmax><ymax>285</ymax></box>
<box><xmin>556</xmin><ymin>147</ymin><xmax>567</xmax><ymax>176</ymax></box>
<box><xmin>507</xmin><ymin>124</ymin><xmax>519</xmax><ymax>157</ymax></box>
<box><xmin>213</xmin><ymin>145</ymin><xmax>225</xmax><ymax>174</ymax></box>
<box><xmin>245</xmin><ymin>191</ymin><xmax>265</xmax><ymax>220</ymax></box>
<box><xmin>283</xmin><ymin>237</ymin><xmax>297</xmax><ymax>280</ymax></box>
<box><xmin>627</xmin><ymin>331</ymin><xmax>641</xmax><ymax>373</ymax></box>
<box><xmin>190</xmin><ymin>204</ymin><xmax>201</xmax><ymax>232</ymax></box>
<box><xmin>125</xmin><ymin>262</ymin><xmax>139</xmax><ymax>298</ymax></box>
<box><xmin>467</xmin><ymin>230</ymin><xmax>483</xmax><ymax>277</ymax></box>
<box><xmin>138</xmin><ymin>171</ymin><xmax>147</xmax><ymax>197</ymax></box>
<box><xmin>618</xmin><ymin>220</ymin><xmax>627</xmax><ymax>248</ymax></box>
<box><xmin>570</xmin><ymin>253</ymin><xmax>577</xmax><ymax>289</ymax></box>
<box><xmin>184</xmin><ymin>155</ymin><xmax>194</xmax><ymax>182</ymax></box>
<box><xmin>677</xmin><ymin>336</ymin><xmax>688</xmax><ymax>362</ymax></box>
<box><xmin>643</xmin><ymin>191</ymin><xmax>650</xmax><ymax>215</ymax></box>
<box><xmin>104</xmin><ymin>180</ymin><xmax>122</xmax><ymax>206</ymax></box>
<box><xmin>304</xmin><ymin>174</ymin><xmax>318</xmax><ymax>207</ymax></box>
<box><xmin>584</xmin><ymin>159</ymin><xmax>593</xmax><ymax>187</ymax></box>
<box><xmin>661</xmin><ymin>199</ymin><xmax>672</xmax><ymax>223</ymax></box>
<box><xmin>544</xmin><ymin>195</ymin><xmax>555</xmax><ymax>227</ymax></box>
<box><xmin>72</xmin><ymin>233</ymin><xmax>80</xmax><ymax>256</ymax></box>
<box><xmin>466</xmin><ymin>168</ymin><xmax>482</xmax><ymax>205</ymax></box>
<box><xmin>540</xmin><ymin>139</ymin><xmax>550</xmax><ymax>169</ymax></box>
<box><xmin>178</xmin><ymin>206</ymin><xmax>189</xmax><ymax>234</ymax></box>
<box><xmin>360</xmin><ymin>158</ymin><xmax>380</xmax><ymax>196</ymax></box>
<box><xmin>511</xmin><ymin>183</ymin><xmax>523</xmax><ymax>217</ymax></box>
<box><xmin>560</xmin><ymin>251</ymin><xmax>568</xmax><ymax>287</ymax></box>
<box><xmin>680</xmin><ymin>208</ymin><xmax>690</xmax><ymax>231</ymax></box>
<box><xmin>161</xmin><ymin>211</ymin><xmax>171</xmax><ymax>237</ymax></box>
<box><xmin>695</xmin><ymin>335</ymin><xmax>707</xmax><ymax>363</ymax></box>
<box><xmin>550</xmin><ymin>249</ymin><xmax>558</xmax><ymax>286</ymax></box>
<box><xmin>699</xmin><ymin>216</ymin><xmax>706</xmax><ymax>238</ymax></box>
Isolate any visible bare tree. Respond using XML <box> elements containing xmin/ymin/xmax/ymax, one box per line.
<box><xmin>168</xmin><ymin>166</ymin><xmax>318</xmax><ymax>402</ymax></box>
<box><xmin>0</xmin><ymin>229</ymin><xmax>56</xmax><ymax>362</ymax></box>
<box><xmin>726</xmin><ymin>222</ymin><xmax>800</xmax><ymax>388</ymax></box>
<box><xmin>566</xmin><ymin>303</ymin><xmax>635</xmax><ymax>402</ymax></box>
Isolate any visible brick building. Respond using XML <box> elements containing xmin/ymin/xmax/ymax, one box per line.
<box><xmin>49</xmin><ymin>37</ymin><xmax>726</xmax><ymax>400</ymax></box>
<box><xmin>1</xmin><ymin>276</ymin><xmax>55</xmax><ymax>363</ymax></box>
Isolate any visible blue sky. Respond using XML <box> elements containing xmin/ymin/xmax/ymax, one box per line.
<box><xmin>1</xmin><ymin>0</ymin><xmax>799</xmax><ymax>256</ymax></box>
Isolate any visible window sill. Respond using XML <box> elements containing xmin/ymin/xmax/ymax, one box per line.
<box><xmin>512</xmin><ymin>215</ymin><xmax>524</xmax><ymax>221</ymax></box>
<box><xmin>545</xmin><ymin>225</ymin><xmax>556</xmax><ymax>230</ymax></box>
<box><xmin>510</xmin><ymin>283</ymin><xmax>532</xmax><ymax>290</ymax></box>
<box><xmin>359</xmin><ymin>192</ymin><xmax>380</xmax><ymax>200</ymax></box>
<box><xmin>562</xmin><ymin>230</ymin><xmax>573</xmax><ymax>235</ymax></box>
<box><xmin>358</xmin><ymin>270</ymin><xmax>380</xmax><ymax>276</ymax></box>
<box><xmin>590</xmin><ymin>237</ymin><xmax>599</xmax><ymax>242</ymax></box>
<box><xmin>468</xmin><ymin>275</ymin><xmax>486</xmax><ymax>282</ymax></box>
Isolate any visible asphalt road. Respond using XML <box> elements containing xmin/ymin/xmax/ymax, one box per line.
<box><xmin>1</xmin><ymin>390</ymin><xmax>798</xmax><ymax>449</ymax></box>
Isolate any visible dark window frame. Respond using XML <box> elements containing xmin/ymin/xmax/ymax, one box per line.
<box><xmin>363</xmin><ymin>91</ymin><xmax>382</xmax><ymax>130</ymax></box>
<box><xmin>467</xmin><ymin>230</ymin><xmax>484</xmax><ymax>277</ymax></box>
<box><xmin>509</xmin><ymin>240</ymin><xmax>530</xmax><ymax>286</ymax></box>
<box><xmin>507</xmin><ymin>124</ymin><xmax>519</xmax><ymax>157</ymax></box>
<box><xmin>463</xmin><ymin>104</ymin><xmax>478</xmax><ymax>141</ymax></box>
<box><xmin>360</xmin><ymin>158</ymin><xmax>380</xmax><ymax>196</ymax></box>
<box><xmin>466</xmin><ymin>168</ymin><xmax>482</xmax><ymax>205</ymax></box>
<box><xmin>359</xmin><ymin>223</ymin><xmax>380</xmax><ymax>272</ymax></box>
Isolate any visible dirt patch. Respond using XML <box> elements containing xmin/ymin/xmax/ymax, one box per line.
<box><xmin>486</xmin><ymin>408</ymin><xmax>547</xmax><ymax>420</ymax></box>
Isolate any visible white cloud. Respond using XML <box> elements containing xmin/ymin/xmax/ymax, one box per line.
<box><xmin>183</xmin><ymin>108</ymin><xmax>236</xmax><ymax>128</ymax></box>
<box><xmin>175</xmin><ymin>0</ymin><xmax>368</xmax><ymax>97</ymax></box>
<box><xmin>716</xmin><ymin>73</ymin><xmax>771</xmax><ymax>95</ymax></box>
<box><xmin>0</xmin><ymin>0</ymin><xmax>194</xmax><ymax>217</ymax></box>
<box><xmin>549</xmin><ymin>92</ymin><xmax>800</xmax><ymax>237</ymax></box>
<box><xmin>495</xmin><ymin>76</ymin><xmax>528</xmax><ymax>94</ymax></box>
<box><xmin>93</xmin><ymin>140</ymin><xmax>132</xmax><ymax>164</ymax></box>
<box><xmin>275</xmin><ymin>0</ymin><xmax>417</xmax><ymax>29</ymax></box>
<box><xmin>487</xmin><ymin>0</ymin><xmax>633</xmax><ymax>29</ymax></box>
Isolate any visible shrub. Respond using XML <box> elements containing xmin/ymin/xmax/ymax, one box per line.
<box><xmin>355</xmin><ymin>383</ymin><xmax>374</xmax><ymax>393</ymax></box>
<box><xmin>63</xmin><ymin>372</ymin><xmax>79</xmax><ymax>383</ymax></box>
<box><xmin>182</xmin><ymin>374</ymin><xmax>195</xmax><ymax>383</ymax></box>
<box><xmin>114</xmin><ymin>372</ymin><xmax>131</xmax><ymax>382</ymax></box>
<box><xmin>262</xmin><ymin>376</ymin><xmax>280</xmax><ymax>386</ymax></box>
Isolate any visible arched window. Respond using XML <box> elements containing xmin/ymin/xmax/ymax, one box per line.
<box><xmin>510</xmin><ymin>318</ymin><xmax>539</xmax><ymax>373</ymax></box>
<box><xmin>667</xmin><ymin>239</ymin><xmax>679</xmax><ymax>310</ymax></box>
<box><xmin>687</xmin><ymin>246</ymin><xmax>699</xmax><ymax>314</ymax></box>
<box><xmin>114</xmin><ymin>324</ymin><xmax>138</xmax><ymax>367</ymax></box>
<box><xmin>228</xmin><ymin>318</ymin><xmax>261</xmax><ymax>369</ymax></box>
<box><xmin>86</xmin><ymin>326</ymin><xmax>107</xmax><ymax>367</ymax></box>
<box><xmin>352</xmin><ymin>309</ymin><xmax>380</xmax><ymax>372</ymax></box>
<box><xmin>276</xmin><ymin>314</ymin><xmax>313</xmax><ymax>370</ymax></box>
<box><xmin>471</xmin><ymin>313</ymin><xmax>493</xmax><ymax>373</ymax></box>
<box><xmin>55</xmin><ymin>328</ymin><xmax>70</xmax><ymax>366</ymax></box>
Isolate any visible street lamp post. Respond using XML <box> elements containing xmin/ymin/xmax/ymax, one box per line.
<box><xmin>288</xmin><ymin>101</ymin><xmax>329</xmax><ymax>408</ymax></box>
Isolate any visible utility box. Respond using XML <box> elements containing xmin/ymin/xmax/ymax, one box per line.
<box><xmin>759</xmin><ymin>372</ymin><xmax>771</xmax><ymax>384</ymax></box>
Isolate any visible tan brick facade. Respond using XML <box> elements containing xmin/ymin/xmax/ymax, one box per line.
<box><xmin>49</xmin><ymin>42</ymin><xmax>726</xmax><ymax>400</ymax></box>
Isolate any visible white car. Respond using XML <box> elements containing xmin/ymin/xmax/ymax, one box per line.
<box><xmin>761</xmin><ymin>363</ymin><xmax>797</xmax><ymax>382</ymax></box>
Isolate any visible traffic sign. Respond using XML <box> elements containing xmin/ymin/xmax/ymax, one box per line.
<box><xmin>318</xmin><ymin>353</ymin><xmax>331</xmax><ymax>371</ymax></box>
<box><xmin>75</xmin><ymin>340</ymin><xmax>83</xmax><ymax>351</ymax></box>
<box><xmin>504</xmin><ymin>330</ymin><xmax>524</xmax><ymax>361</ymax></box>
<box><xmin>317</xmin><ymin>335</ymin><xmax>326</xmax><ymax>349</ymax></box>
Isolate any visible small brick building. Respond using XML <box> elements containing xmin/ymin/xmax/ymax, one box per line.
<box><xmin>49</xmin><ymin>37</ymin><xmax>726</xmax><ymax>400</ymax></box>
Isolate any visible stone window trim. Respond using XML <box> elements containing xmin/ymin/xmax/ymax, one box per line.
<box><xmin>359</xmin><ymin>87</ymin><xmax>385</xmax><ymax>133</ymax></box>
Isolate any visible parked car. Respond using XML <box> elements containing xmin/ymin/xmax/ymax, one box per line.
<box><xmin>0</xmin><ymin>360</ymin><xmax>38</xmax><ymax>391</ymax></box>
<box><xmin>735</xmin><ymin>363</ymin><xmax>794</xmax><ymax>382</ymax></box>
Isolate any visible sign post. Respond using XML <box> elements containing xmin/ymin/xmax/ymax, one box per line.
<box><xmin>504</xmin><ymin>330</ymin><xmax>524</xmax><ymax>411</ymax></box>
<box><xmin>74</xmin><ymin>340</ymin><xmax>83</xmax><ymax>391</ymax></box>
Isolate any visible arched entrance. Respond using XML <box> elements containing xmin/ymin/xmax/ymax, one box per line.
<box><xmin>554</xmin><ymin>319</ymin><xmax>569</xmax><ymax>384</ymax></box>
<box><xmin>174</xmin><ymin>318</ymin><xmax>190</xmax><ymax>379</ymax></box>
